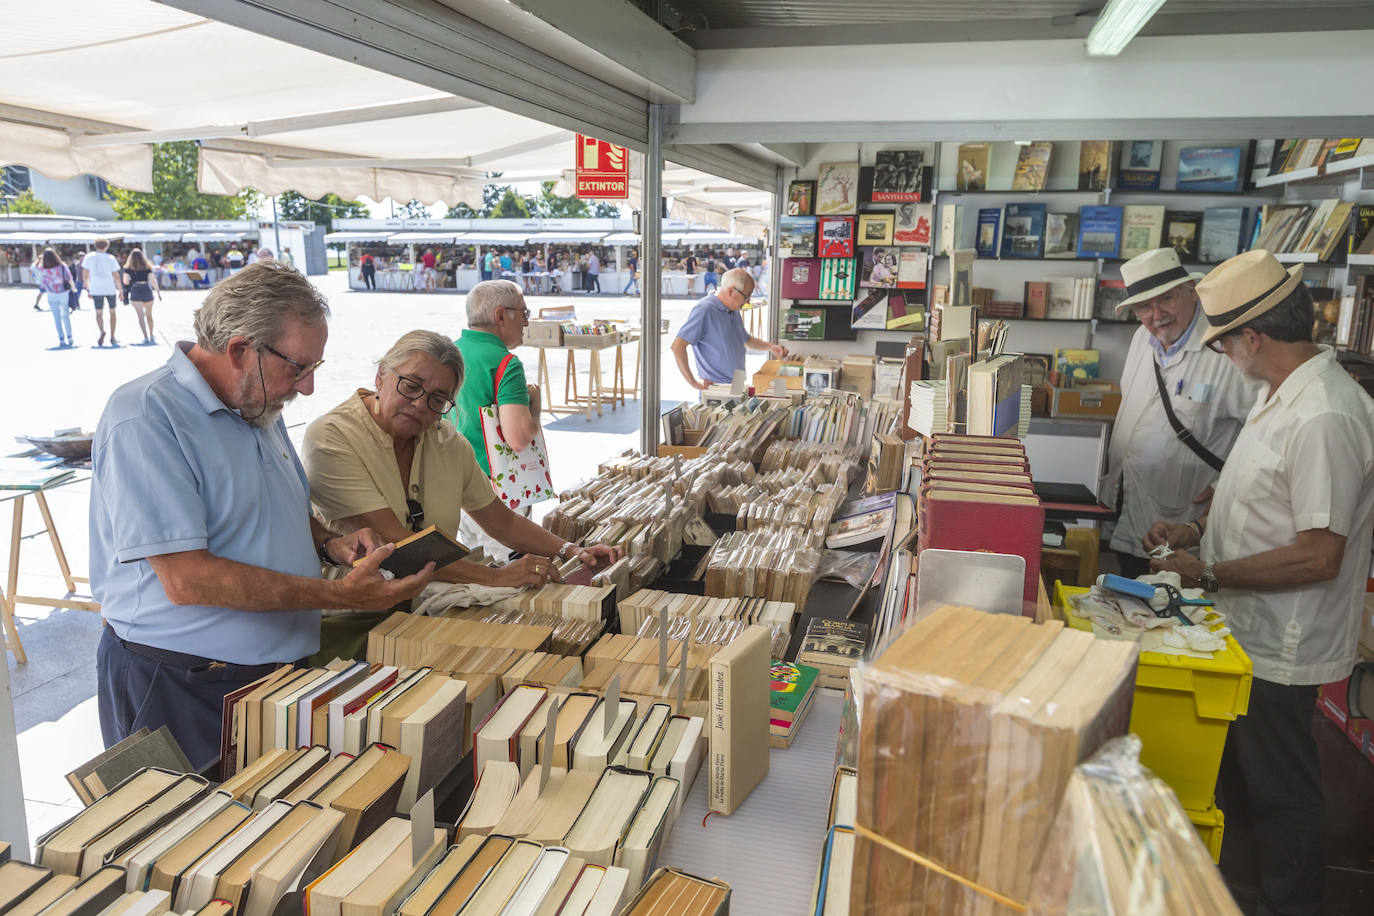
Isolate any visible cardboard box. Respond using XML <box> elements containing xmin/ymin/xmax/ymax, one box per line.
<box><xmin>803</xmin><ymin>356</ymin><xmax>843</xmax><ymax>396</ymax></box>
<box><xmin>753</xmin><ymin>359</ymin><xmax>806</xmax><ymax>393</ymax></box>
<box><xmin>523</xmin><ymin>320</ymin><xmax>563</xmax><ymax>346</ymax></box>
<box><xmin>840</xmin><ymin>355</ymin><xmax>876</xmax><ymax>398</ymax></box>
<box><xmin>1044</xmin><ymin>381</ymin><xmax>1122</xmax><ymax>420</ymax></box>
<box><xmin>1318</xmin><ymin>677</ymin><xmax>1351</xmax><ymax>730</ymax></box>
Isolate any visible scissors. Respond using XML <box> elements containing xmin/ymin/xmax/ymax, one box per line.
<box><xmin>1097</xmin><ymin>573</ymin><xmax>1212</xmax><ymax>626</ymax></box>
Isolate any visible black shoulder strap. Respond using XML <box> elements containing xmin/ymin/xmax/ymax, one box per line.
<box><xmin>1152</xmin><ymin>359</ymin><xmax>1225</xmax><ymax>472</ymax></box>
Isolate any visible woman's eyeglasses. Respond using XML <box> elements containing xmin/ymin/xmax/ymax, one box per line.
<box><xmin>405</xmin><ymin>497</ymin><xmax>424</xmax><ymax>532</ymax></box>
<box><xmin>394</xmin><ymin>374</ymin><xmax>456</xmax><ymax>414</ymax></box>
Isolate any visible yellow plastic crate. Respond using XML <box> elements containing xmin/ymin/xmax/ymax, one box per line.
<box><xmin>1189</xmin><ymin>803</ymin><xmax>1225</xmax><ymax>864</ymax></box>
<box><xmin>1054</xmin><ymin>583</ymin><xmax>1253</xmax><ymax>811</ymax></box>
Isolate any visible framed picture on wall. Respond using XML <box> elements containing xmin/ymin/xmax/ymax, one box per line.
<box><xmin>857</xmin><ymin>213</ymin><xmax>895</xmax><ymax>246</ymax></box>
<box><xmin>816</xmin><ymin>162</ymin><xmax>860</xmax><ymax>215</ymax></box>
<box><xmin>787</xmin><ymin>180</ymin><xmax>816</xmax><ymax>216</ymax></box>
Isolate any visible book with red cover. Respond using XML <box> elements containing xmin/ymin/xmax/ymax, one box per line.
<box><xmin>921</xmin><ymin>490</ymin><xmax>1045</xmax><ymax>611</ymax></box>
<box><xmin>781</xmin><ymin>258</ymin><xmax>821</xmax><ymax>299</ymax></box>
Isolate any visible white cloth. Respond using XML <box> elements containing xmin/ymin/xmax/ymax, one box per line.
<box><xmin>1102</xmin><ymin>315</ymin><xmax>1256</xmax><ymax>557</ymax></box>
<box><xmin>1203</xmin><ymin>346</ymin><xmax>1374</xmax><ymax>684</ymax></box>
<box><xmin>411</xmin><ymin>580</ymin><xmax>524</xmax><ymax>616</ymax></box>
<box><xmin>80</xmin><ymin>250</ymin><xmax>121</xmax><ymax>295</ymax></box>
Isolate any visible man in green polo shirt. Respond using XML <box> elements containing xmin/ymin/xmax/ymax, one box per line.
<box><xmin>448</xmin><ymin>279</ymin><xmax>541</xmax><ymax>558</ymax></box>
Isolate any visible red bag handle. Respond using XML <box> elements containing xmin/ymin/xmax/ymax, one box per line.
<box><xmin>492</xmin><ymin>353</ymin><xmax>514</xmax><ymax>408</ymax></box>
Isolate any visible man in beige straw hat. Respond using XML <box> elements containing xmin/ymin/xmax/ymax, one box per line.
<box><xmin>1101</xmin><ymin>247</ymin><xmax>1254</xmax><ymax>577</ymax></box>
<box><xmin>1147</xmin><ymin>249</ymin><xmax>1374</xmax><ymax>916</ymax></box>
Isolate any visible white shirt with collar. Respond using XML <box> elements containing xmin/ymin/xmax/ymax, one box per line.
<box><xmin>1102</xmin><ymin>307</ymin><xmax>1257</xmax><ymax>557</ymax></box>
<box><xmin>1202</xmin><ymin>346</ymin><xmax>1374</xmax><ymax>685</ymax></box>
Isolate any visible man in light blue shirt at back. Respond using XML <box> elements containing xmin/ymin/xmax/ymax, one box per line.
<box><xmin>90</xmin><ymin>261</ymin><xmax>433</xmax><ymax>769</ymax></box>
<box><xmin>670</xmin><ymin>268</ymin><xmax>786</xmax><ymax>390</ymax></box>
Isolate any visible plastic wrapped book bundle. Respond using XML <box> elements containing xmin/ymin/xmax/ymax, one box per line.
<box><xmin>703</xmin><ymin>529</ymin><xmax>823</xmax><ymax>606</ymax></box>
<box><xmin>851</xmin><ymin>605</ymin><xmax>1139</xmax><ymax>915</ymax></box>
<box><xmin>1026</xmin><ymin>734</ymin><xmax>1241</xmax><ymax>915</ymax></box>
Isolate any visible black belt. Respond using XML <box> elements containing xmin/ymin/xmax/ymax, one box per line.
<box><xmin>112</xmin><ymin>631</ymin><xmax>286</xmax><ymax>677</ymax></box>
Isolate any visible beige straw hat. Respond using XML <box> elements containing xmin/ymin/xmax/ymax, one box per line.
<box><xmin>1196</xmin><ymin>249</ymin><xmax>1304</xmax><ymax>344</ymax></box>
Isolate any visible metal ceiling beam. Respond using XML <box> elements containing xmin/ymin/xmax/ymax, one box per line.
<box><xmin>664</xmin><ymin>143</ymin><xmax>779</xmax><ymax>194</ymax></box>
<box><xmin>679</xmin><ymin>6</ymin><xmax>1374</xmax><ymax>49</ymax></box>
<box><xmin>265</xmin><ymin>156</ymin><xmax>485</xmax><ymax>174</ymax></box>
<box><xmin>665</xmin><ymin>116</ymin><xmax>1374</xmax><ymax>145</ymax></box>
<box><xmin>68</xmin><ymin>97</ymin><xmax>487</xmax><ymax>149</ymax></box>
<box><xmin>506</xmin><ymin>0</ymin><xmax>696</xmax><ymax>103</ymax></box>
<box><xmin>464</xmin><ymin>131</ymin><xmax>572</xmax><ymax>167</ymax></box>
<box><xmin>157</xmin><ymin>0</ymin><xmax>650</xmax><ymax>151</ymax></box>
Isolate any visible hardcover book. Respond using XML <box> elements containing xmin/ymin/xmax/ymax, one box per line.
<box><xmin>1165</xmin><ymin>210</ymin><xmax>1203</xmax><ymax>261</ymax></box>
<box><xmin>708</xmin><ymin>626</ymin><xmax>772</xmax><ymax>816</ymax></box>
<box><xmin>886</xmin><ymin>291</ymin><xmax>924</xmax><ymax>330</ymax></box>
<box><xmin>872</xmin><ymin>150</ymin><xmax>925</xmax><ymax>202</ymax></box>
<box><xmin>796</xmin><ymin>618</ymin><xmax>869</xmax><ymax>687</ymax></box>
<box><xmin>783</xmin><ymin>309</ymin><xmax>826</xmax><ymax>340</ymax></box>
<box><xmin>939</xmin><ymin>204</ymin><xmax>963</xmax><ymax>256</ymax></box>
<box><xmin>851</xmin><ymin>289</ymin><xmax>889</xmax><ymax>330</ymax></box>
<box><xmin>858</xmin><ymin>247</ymin><xmax>899</xmax><ymax>289</ymax></box>
<box><xmin>1011</xmin><ymin>142</ymin><xmax>1053</xmax><ymax>191</ymax></box>
<box><xmin>368</xmin><ymin>525</ymin><xmax>469</xmax><ymax>579</ymax></box>
<box><xmin>894</xmin><ymin>202</ymin><xmax>933</xmax><ymax>246</ymax></box>
<box><xmin>817</xmin><ymin>216</ymin><xmax>855</xmax><ymax>258</ymax></box>
<box><xmin>818</xmin><ymin>257</ymin><xmax>857</xmax><ymax>300</ymax></box>
<box><xmin>778</xmin><ymin>216</ymin><xmax>818</xmax><ymax>259</ymax></box>
<box><xmin>1078</xmin><ymin>141</ymin><xmax>1112</xmax><ymax>191</ymax></box>
<box><xmin>1351</xmin><ymin>204</ymin><xmax>1374</xmax><ymax>254</ymax></box>
<box><xmin>956</xmin><ymin>143</ymin><xmax>989</xmax><ymax>191</ymax></box>
<box><xmin>1076</xmin><ymin>206</ymin><xmax>1123</xmax><ymax>259</ymax></box>
<box><xmin>1176</xmin><ymin>146</ymin><xmax>1245</xmax><ymax>193</ymax></box>
<box><xmin>975</xmin><ymin>208</ymin><xmax>1001</xmax><ymax>258</ymax></box>
<box><xmin>1117</xmin><ymin>140</ymin><xmax>1163</xmax><ymax>191</ymax></box>
<box><xmin>1120</xmin><ymin>205</ymin><xmax>1166</xmax><ymax>260</ymax></box>
<box><xmin>896</xmin><ymin>250</ymin><xmax>928</xmax><ymax>290</ymax></box>
<box><xmin>1200</xmin><ymin>208</ymin><xmax>1247</xmax><ymax>262</ymax></box>
<box><xmin>786</xmin><ymin>180</ymin><xmax>815</xmax><ymax>216</ymax></box>
<box><xmin>857</xmin><ymin>212</ymin><xmax>895</xmax><ymax>247</ymax></box>
<box><xmin>780</xmin><ymin>258</ymin><xmax>821</xmax><ymax>299</ymax></box>
<box><xmin>1043</xmin><ymin>212</ymin><xmax>1079</xmax><ymax>259</ymax></box>
<box><xmin>1000</xmin><ymin>203</ymin><xmax>1047</xmax><ymax>259</ymax></box>
<box><xmin>816</xmin><ymin>162</ymin><xmax>860</xmax><ymax>215</ymax></box>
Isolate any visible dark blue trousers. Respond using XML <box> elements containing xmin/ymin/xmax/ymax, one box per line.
<box><xmin>96</xmin><ymin>627</ymin><xmax>287</xmax><ymax>774</ymax></box>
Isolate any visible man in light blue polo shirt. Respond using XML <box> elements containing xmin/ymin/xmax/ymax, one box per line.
<box><xmin>671</xmin><ymin>267</ymin><xmax>787</xmax><ymax>390</ymax></box>
<box><xmin>90</xmin><ymin>261</ymin><xmax>433</xmax><ymax>770</ymax></box>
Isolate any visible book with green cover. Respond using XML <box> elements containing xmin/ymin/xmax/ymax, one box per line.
<box><xmin>770</xmin><ymin>660</ymin><xmax>819</xmax><ymax>725</ymax></box>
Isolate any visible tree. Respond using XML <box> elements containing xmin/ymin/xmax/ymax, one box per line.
<box><xmin>9</xmin><ymin>189</ymin><xmax>54</xmax><ymax>214</ymax></box>
<box><xmin>395</xmin><ymin>199</ymin><xmax>433</xmax><ymax>219</ymax></box>
<box><xmin>493</xmin><ymin>188</ymin><xmax>530</xmax><ymax>218</ymax></box>
<box><xmin>445</xmin><ymin>201</ymin><xmax>479</xmax><ymax>218</ymax></box>
<box><xmin>276</xmin><ymin>191</ymin><xmax>368</xmax><ymax>233</ymax></box>
<box><xmin>108</xmin><ymin>141</ymin><xmax>259</xmax><ymax>220</ymax></box>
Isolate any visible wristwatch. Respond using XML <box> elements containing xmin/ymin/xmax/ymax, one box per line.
<box><xmin>1200</xmin><ymin>562</ymin><xmax>1220</xmax><ymax>594</ymax></box>
<box><xmin>318</xmin><ymin>535</ymin><xmax>342</xmax><ymax>567</ymax></box>
<box><xmin>557</xmin><ymin>541</ymin><xmax>577</xmax><ymax>560</ymax></box>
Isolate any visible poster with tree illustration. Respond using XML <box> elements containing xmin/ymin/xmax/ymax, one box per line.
<box><xmin>815</xmin><ymin>162</ymin><xmax>860</xmax><ymax>215</ymax></box>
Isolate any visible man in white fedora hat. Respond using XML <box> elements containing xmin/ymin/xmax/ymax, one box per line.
<box><xmin>1147</xmin><ymin>249</ymin><xmax>1374</xmax><ymax>916</ymax></box>
<box><xmin>1100</xmin><ymin>247</ymin><xmax>1255</xmax><ymax>577</ymax></box>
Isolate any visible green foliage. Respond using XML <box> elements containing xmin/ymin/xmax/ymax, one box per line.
<box><xmin>445</xmin><ymin>201</ymin><xmax>479</xmax><ymax>218</ymax></box>
<box><xmin>493</xmin><ymin>188</ymin><xmax>530</xmax><ymax>218</ymax></box>
<box><xmin>443</xmin><ymin>180</ymin><xmax>621</xmax><ymax>220</ymax></box>
<box><xmin>395</xmin><ymin>199</ymin><xmax>433</xmax><ymax>219</ymax></box>
<box><xmin>276</xmin><ymin>191</ymin><xmax>368</xmax><ymax>233</ymax></box>
<box><xmin>8</xmin><ymin>188</ymin><xmax>54</xmax><ymax>214</ymax></box>
<box><xmin>108</xmin><ymin>141</ymin><xmax>259</xmax><ymax>220</ymax></box>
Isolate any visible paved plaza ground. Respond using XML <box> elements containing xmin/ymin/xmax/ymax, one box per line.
<box><xmin>0</xmin><ymin>270</ymin><xmax>774</xmax><ymax>849</ymax></box>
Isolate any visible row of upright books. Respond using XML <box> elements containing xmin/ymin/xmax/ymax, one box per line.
<box><xmin>1255</xmin><ymin>199</ymin><xmax>1373</xmax><ymax>260</ymax></box>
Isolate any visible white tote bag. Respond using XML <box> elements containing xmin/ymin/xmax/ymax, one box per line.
<box><xmin>479</xmin><ymin>354</ymin><xmax>554</xmax><ymax>510</ymax></box>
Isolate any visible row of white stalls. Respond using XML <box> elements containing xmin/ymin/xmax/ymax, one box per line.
<box><xmin>325</xmin><ymin>218</ymin><xmax>763</xmax><ymax>296</ymax></box>
<box><xmin>0</xmin><ymin>218</ymin><xmax>324</xmax><ymax>285</ymax></box>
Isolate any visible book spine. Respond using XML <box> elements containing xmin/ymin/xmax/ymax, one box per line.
<box><xmin>708</xmin><ymin>658</ymin><xmax>729</xmax><ymax>812</ymax></box>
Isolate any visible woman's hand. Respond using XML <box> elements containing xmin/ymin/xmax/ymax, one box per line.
<box><xmin>492</xmin><ymin>554</ymin><xmax>562</xmax><ymax>589</ymax></box>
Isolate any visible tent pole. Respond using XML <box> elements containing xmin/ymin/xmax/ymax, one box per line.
<box><xmin>639</xmin><ymin>104</ymin><xmax>663</xmax><ymax>456</ymax></box>
<box><xmin>769</xmin><ymin>166</ymin><xmax>784</xmax><ymax>344</ymax></box>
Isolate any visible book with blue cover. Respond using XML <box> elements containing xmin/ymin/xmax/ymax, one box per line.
<box><xmin>975</xmin><ymin>208</ymin><xmax>1001</xmax><ymax>258</ymax></box>
<box><xmin>1076</xmin><ymin>206</ymin><xmax>1123</xmax><ymax>258</ymax></box>
<box><xmin>1000</xmin><ymin>203</ymin><xmax>1046</xmax><ymax>259</ymax></box>
<box><xmin>1176</xmin><ymin>146</ymin><xmax>1245</xmax><ymax>193</ymax></box>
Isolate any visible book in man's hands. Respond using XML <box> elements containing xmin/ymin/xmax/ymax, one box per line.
<box><xmin>356</xmin><ymin>525</ymin><xmax>469</xmax><ymax>579</ymax></box>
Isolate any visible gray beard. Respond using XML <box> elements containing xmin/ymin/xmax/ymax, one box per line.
<box><xmin>236</xmin><ymin>374</ymin><xmax>292</xmax><ymax>427</ymax></box>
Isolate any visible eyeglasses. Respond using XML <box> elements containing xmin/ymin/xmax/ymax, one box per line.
<box><xmin>1205</xmin><ymin>335</ymin><xmax>1229</xmax><ymax>355</ymax></box>
<box><xmin>405</xmin><ymin>497</ymin><xmax>424</xmax><ymax>532</ymax></box>
<box><xmin>260</xmin><ymin>343</ymin><xmax>324</xmax><ymax>381</ymax></box>
<box><xmin>394</xmin><ymin>373</ymin><xmax>456</xmax><ymax>414</ymax></box>
<box><xmin>502</xmin><ymin>306</ymin><xmax>531</xmax><ymax>320</ymax></box>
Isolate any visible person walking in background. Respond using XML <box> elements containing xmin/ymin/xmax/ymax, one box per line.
<box><xmin>623</xmin><ymin>249</ymin><xmax>639</xmax><ymax>296</ymax></box>
<box><xmin>226</xmin><ymin>245</ymin><xmax>244</xmax><ymax>273</ymax></box>
<box><xmin>359</xmin><ymin>252</ymin><xmax>376</xmax><ymax>290</ymax></box>
<box><xmin>68</xmin><ymin>250</ymin><xmax>85</xmax><ymax>311</ymax></box>
<box><xmin>82</xmin><ymin>239</ymin><xmax>123</xmax><ymax>346</ymax></box>
<box><xmin>32</xmin><ymin>248</ymin><xmax>75</xmax><ymax>347</ymax></box>
<box><xmin>122</xmin><ymin>248</ymin><xmax>162</xmax><ymax>345</ymax></box>
<box><xmin>280</xmin><ymin>246</ymin><xmax>295</xmax><ymax>268</ymax></box>
<box><xmin>421</xmin><ymin>247</ymin><xmax>437</xmax><ymax>291</ymax></box>
<box><xmin>481</xmin><ymin>249</ymin><xmax>494</xmax><ymax>281</ymax></box>
<box><xmin>701</xmin><ymin>252</ymin><xmax>719</xmax><ymax>294</ymax></box>
<box><xmin>586</xmin><ymin>249</ymin><xmax>601</xmax><ymax>294</ymax></box>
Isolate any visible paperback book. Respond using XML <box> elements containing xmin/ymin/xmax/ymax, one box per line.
<box><xmin>1076</xmin><ymin>206</ymin><xmax>1123</xmax><ymax>259</ymax></box>
<box><xmin>975</xmin><ymin>208</ymin><xmax>1001</xmax><ymax>258</ymax></box>
<box><xmin>1000</xmin><ymin>203</ymin><xmax>1047</xmax><ymax>259</ymax></box>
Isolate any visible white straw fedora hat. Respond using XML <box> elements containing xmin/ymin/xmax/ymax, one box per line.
<box><xmin>1196</xmin><ymin>249</ymin><xmax>1304</xmax><ymax>345</ymax></box>
<box><xmin>1115</xmin><ymin>247</ymin><xmax>1205</xmax><ymax>314</ymax></box>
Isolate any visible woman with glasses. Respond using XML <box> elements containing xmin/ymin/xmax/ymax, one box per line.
<box><xmin>304</xmin><ymin>330</ymin><xmax>621</xmax><ymax>613</ymax></box>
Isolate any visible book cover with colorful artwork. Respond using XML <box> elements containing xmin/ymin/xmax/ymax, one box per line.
<box><xmin>818</xmin><ymin>257</ymin><xmax>857</xmax><ymax>300</ymax></box>
<box><xmin>770</xmin><ymin>660</ymin><xmax>819</xmax><ymax>723</ymax></box>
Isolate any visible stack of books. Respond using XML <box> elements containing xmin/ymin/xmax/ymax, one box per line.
<box><xmin>915</xmin><ymin>433</ymin><xmax>1044</xmax><ymax>611</ymax></box>
<box><xmin>809</xmin><ymin>766</ymin><xmax>858</xmax><ymax>915</ymax></box>
<box><xmin>851</xmin><ymin>606</ymin><xmax>1138</xmax><ymax>915</ymax></box>
<box><xmin>795</xmin><ymin>618</ymin><xmax>871</xmax><ymax>690</ymax></box>
<box><xmin>907</xmin><ymin>379</ymin><xmax>949</xmax><ymax>436</ymax></box>
<box><xmin>769</xmin><ymin>659</ymin><xmax>819</xmax><ymax>748</ymax></box>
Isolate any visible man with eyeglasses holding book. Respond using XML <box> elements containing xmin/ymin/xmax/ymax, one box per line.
<box><xmin>90</xmin><ymin>262</ymin><xmax>435</xmax><ymax>771</ymax></box>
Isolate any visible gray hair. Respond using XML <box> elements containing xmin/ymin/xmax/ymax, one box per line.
<box><xmin>721</xmin><ymin>267</ymin><xmax>755</xmax><ymax>297</ymax></box>
<box><xmin>193</xmin><ymin>260</ymin><xmax>329</xmax><ymax>352</ymax></box>
<box><xmin>377</xmin><ymin>330</ymin><xmax>465</xmax><ymax>392</ymax></box>
<box><xmin>1234</xmin><ymin>282</ymin><xmax>1315</xmax><ymax>344</ymax></box>
<box><xmin>466</xmin><ymin>279</ymin><xmax>524</xmax><ymax>327</ymax></box>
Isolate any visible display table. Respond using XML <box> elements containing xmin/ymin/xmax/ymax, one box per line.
<box><xmin>1</xmin><ymin>473</ymin><xmax>98</xmax><ymax>663</ymax></box>
<box><xmin>525</xmin><ymin>330</ymin><xmax>656</xmax><ymax>421</ymax></box>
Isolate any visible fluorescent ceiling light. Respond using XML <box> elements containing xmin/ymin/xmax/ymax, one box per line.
<box><xmin>1085</xmin><ymin>0</ymin><xmax>1169</xmax><ymax>57</ymax></box>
